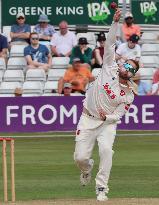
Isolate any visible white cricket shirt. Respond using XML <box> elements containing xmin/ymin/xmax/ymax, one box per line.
<box><xmin>83</xmin><ymin>22</ymin><xmax>134</xmax><ymax>124</ymax></box>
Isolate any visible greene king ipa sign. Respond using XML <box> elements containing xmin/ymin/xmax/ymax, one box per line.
<box><xmin>131</xmin><ymin>0</ymin><xmax>159</xmax><ymax>24</ymax></box>
<box><xmin>2</xmin><ymin>0</ymin><xmax>118</xmax><ymax>26</ymax></box>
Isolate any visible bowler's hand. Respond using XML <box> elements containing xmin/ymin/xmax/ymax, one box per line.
<box><xmin>113</xmin><ymin>8</ymin><xmax>121</xmax><ymax>22</ymax></box>
<box><xmin>98</xmin><ymin>109</ymin><xmax>107</xmax><ymax>121</ymax></box>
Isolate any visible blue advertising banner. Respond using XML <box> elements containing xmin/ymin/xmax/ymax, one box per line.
<box><xmin>0</xmin><ymin>96</ymin><xmax>158</xmax><ymax>132</ymax></box>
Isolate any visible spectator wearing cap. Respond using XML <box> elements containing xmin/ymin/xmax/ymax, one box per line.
<box><xmin>117</xmin><ymin>12</ymin><xmax>141</xmax><ymax>43</ymax></box>
<box><xmin>91</xmin><ymin>32</ymin><xmax>106</xmax><ymax>68</ymax></box>
<box><xmin>70</xmin><ymin>37</ymin><xmax>92</xmax><ymax>68</ymax></box>
<box><xmin>10</xmin><ymin>12</ymin><xmax>31</xmax><ymax>45</ymax></box>
<box><xmin>63</xmin><ymin>83</ymin><xmax>73</xmax><ymax>96</ymax></box>
<box><xmin>24</xmin><ymin>32</ymin><xmax>52</xmax><ymax>72</ymax></box>
<box><xmin>115</xmin><ymin>34</ymin><xmax>141</xmax><ymax>64</ymax></box>
<box><xmin>0</xmin><ymin>33</ymin><xmax>8</xmax><ymax>61</ymax></box>
<box><xmin>58</xmin><ymin>57</ymin><xmax>95</xmax><ymax>94</ymax></box>
<box><xmin>51</xmin><ymin>21</ymin><xmax>77</xmax><ymax>57</ymax></box>
<box><xmin>33</xmin><ymin>14</ymin><xmax>56</xmax><ymax>45</ymax></box>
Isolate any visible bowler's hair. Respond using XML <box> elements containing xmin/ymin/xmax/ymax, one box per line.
<box><xmin>126</xmin><ymin>59</ymin><xmax>140</xmax><ymax>72</ymax></box>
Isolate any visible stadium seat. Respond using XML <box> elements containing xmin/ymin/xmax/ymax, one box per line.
<box><xmin>140</xmin><ymin>56</ymin><xmax>159</xmax><ymax>68</ymax></box>
<box><xmin>42</xmin><ymin>93</ymin><xmax>61</xmax><ymax>96</ymax></box>
<box><xmin>10</xmin><ymin>44</ymin><xmax>27</xmax><ymax>57</ymax></box>
<box><xmin>22</xmin><ymin>93</ymin><xmax>42</xmax><ymax>97</ymax></box>
<box><xmin>0</xmin><ymin>58</ymin><xmax>6</xmax><ymax>70</ymax></box>
<box><xmin>139</xmin><ymin>67</ymin><xmax>154</xmax><ymax>80</ymax></box>
<box><xmin>0</xmin><ymin>94</ymin><xmax>15</xmax><ymax>97</ymax></box>
<box><xmin>2</xmin><ymin>26</ymin><xmax>11</xmax><ymax>42</ymax></box>
<box><xmin>0</xmin><ymin>70</ymin><xmax>4</xmax><ymax>82</ymax></box>
<box><xmin>47</xmin><ymin>69</ymin><xmax>66</xmax><ymax>81</ymax></box>
<box><xmin>0</xmin><ymin>82</ymin><xmax>22</xmax><ymax>94</ymax></box>
<box><xmin>7</xmin><ymin>57</ymin><xmax>27</xmax><ymax>70</ymax></box>
<box><xmin>3</xmin><ymin>70</ymin><xmax>24</xmax><ymax>82</ymax></box>
<box><xmin>26</xmin><ymin>69</ymin><xmax>46</xmax><ymax>82</ymax></box>
<box><xmin>52</xmin><ymin>57</ymin><xmax>70</xmax><ymax>69</ymax></box>
<box><xmin>23</xmin><ymin>81</ymin><xmax>43</xmax><ymax>95</ymax></box>
<box><xmin>70</xmin><ymin>93</ymin><xmax>84</xmax><ymax>96</ymax></box>
<box><xmin>44</xmin><ymin>81</ymin><xmax>58</xmax><ymax>93</ymax></box>
<box><xmin>140</xmin><ymin>32</ymin><xmax>159</xmax><ymax>44</ymax></box>
<box><xmin>92</xmin><ymin>68</ymin><xmax>101</xmax><ymax>78</ymax></box>
<box><xmin>141</xmin><ymin>44</ymin><xmax>159</xmax><ymax>56</ymax></box>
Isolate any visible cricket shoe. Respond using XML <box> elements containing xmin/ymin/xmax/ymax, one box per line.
<box><xmin>96</xmin><ymin>187</ymin><xmax>108</xmax><ymax>201</ymax></box>
<box><xmin>80</xmin><ymin>159</ymin><xmax>94</xmax><ymax>186</ymax></box>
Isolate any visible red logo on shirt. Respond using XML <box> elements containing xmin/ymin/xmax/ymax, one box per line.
<box><xmin>103</xmin><ymin>83</ymin><xmax>116</xmax><ymax>99</ymax></box>
<box><xmin>125</xmin><ymin>104</ymin><xmax>130</xmax><ymax>110</ymax></box>
<box><xmin>120</xmin><ymin>90</ymin><xmax>126</xmax><ymax>96</ymax></box>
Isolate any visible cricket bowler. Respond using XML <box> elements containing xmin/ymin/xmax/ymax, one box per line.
<box><xmin>74</xmin><ymin>8</ymin><xmax>140</xmax><ymax>201</ymax></box>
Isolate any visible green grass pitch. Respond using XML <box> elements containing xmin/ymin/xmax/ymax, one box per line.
<box><xmin>0</xmin><ymin>131</ymin><xmax>159</xmax><ymax>202</ymax></box>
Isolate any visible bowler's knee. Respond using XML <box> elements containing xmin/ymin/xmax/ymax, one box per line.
<box><xmin>99</xmin><ymin>145</ymin><xmax>113</xmax><ymax>156</ymax></box>
<box><xmin>74</xmin><ymin>152</ymin><xmax>88</xmax><ymax>165</ymax></box>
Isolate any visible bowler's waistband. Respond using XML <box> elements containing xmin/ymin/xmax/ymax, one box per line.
<box><xmin>82</xmin><ymin>107</ymin><xmax>94</xmax><ymax>117</ymax></box>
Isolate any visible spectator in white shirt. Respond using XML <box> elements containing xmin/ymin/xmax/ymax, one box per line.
<box><xmin>115</xmin><ymin>34</ymin><xmax>141</xmax><ymax>65</ymax></box>
<box><xmin>51</xmin><ymin>21</ymin><xmax>77</xmax><ymax>57</ymax></box>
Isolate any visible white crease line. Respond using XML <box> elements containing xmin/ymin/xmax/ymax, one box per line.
<box><xmin>3</xmin><ymin>133</ymin><xmax>159</xmax><ymax>138</ymax></box>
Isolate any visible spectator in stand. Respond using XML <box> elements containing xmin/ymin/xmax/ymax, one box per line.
<box><xmin>10</xmin><ymin>13</ymin><xmax>31</xmax><ymax>45</ymax></box>
<box><xmin>152</xmin><ymin>69</ymin><xmax>159</xmax><ymax>84</ymax></box>
<box><xmin>115</xmin><ymin>34</ymin><xmax>141</xmax><ymax>64</ymax></box>
<box><xmin>0</xmin><ymin>33</ymin><xmax>8</xmax><ymax>61</ymax></box>
<box><xmin>147</xmin><ymin>69</ymin><xmax>159</xmax><ymax>95</ymax></box>
<box><xmin>148</xmin><ymin>83</ymin><xmax>159</xmax><ymax>95</ymax></box>
<box><xmin>58</xmin><ymin>58</ymin><xmax>95</xmax><ymax>94</ymax></box>
<box><xmin>63</xmin><ymin>82</ymin><xmax>73</xmax><ymax>96</ymax></box>
<box><xmin>117</xmin><ymin>12</ymin><xmax>141</xmax><ymax>44</ymax></box>
<box><xmin>70</xmin><ymin>37</ymin><xmax>92</xmax><ymax>68</ymax></box>
<box><xmin>51</xmin><ymin>21</ymin><xmax>77</xmax><ymax>57</ymax></box>
<box><xmin>24</xmin><ymin>32</ymin><xmax>52</xmax><ymax>72</ymax></box>
<box><xmin>33</xmin><ymin>14</ymin><xmax>56</xmax><ymax>46</ymax></box>
<box><xmin>132</xmin><ymin>73</ymin><xmax>151</xmax><ymax>95</ymax></box>
<box><xmin>14</xmin><ymin>87</ymin><xmax>23</xmax><ymax>97</ymax></box>
<box><xmin>91</xmin><ymin>32</ymin><xmax>106</xmax><ymax>68</ymax></box>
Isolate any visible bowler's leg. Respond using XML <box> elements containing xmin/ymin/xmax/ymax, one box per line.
<box><xmin>96</xmin><ymin>123</ymin><xmax>117</xmax><ymax>192</ymax></box>
<box><xmin>74</xmin><ymin>128</ymin><xmax>96</xmax><ymax>174</ymax></box>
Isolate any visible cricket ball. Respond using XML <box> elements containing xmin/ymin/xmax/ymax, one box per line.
<box><xmin>110</xmin><ymin>2</ymin><xmax>118</xmax><ymax>10</ymax></box>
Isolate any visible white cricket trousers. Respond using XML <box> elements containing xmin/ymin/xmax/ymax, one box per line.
<box><xmin>74</xmin><ymin>114</ymin><xmax>117</xmax><ymax>191</ymax></box>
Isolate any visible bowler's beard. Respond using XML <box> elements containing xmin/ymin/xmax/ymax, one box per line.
<box><xmin>119</xmin><ymin>73</ymin><xmax>130</xmax><ymax>80</ymax></box>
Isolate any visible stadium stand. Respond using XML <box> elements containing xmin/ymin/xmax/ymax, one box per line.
<box><xmin>140</xmin><ymin>32</ymin><xmax>159</xmax><ymax>44</ymax></box>
<box><xmin>22</xmin><ymin>81</ymin><xmax>43</xmax><ymax>96</ymax></box>
<box><xmin>47</xmin><ymin>69</ymin><xmax>66</xmax><ymax>81</ymax></box>
<box><xmin>42</xmin><ymin>93</ymin><xmax>60</xmax><ymax>96</ymax></box>
<box><xmin>10</xmin><ymin>44</ymin><xmax>27</xmax><ymax>57</ymax></box>
<box><xmin>3</xmin><ymin>70</ymin><xmax>24</xmax><ymax>82</ymax></box>
<box><xmin>52</xmin><ymin>57</ymin><xmax>70</xmax><ymax>69</ymax></box>
<box><xmin>139</xmin><ymin>67</ymin><xmax>155</xmax><ymax>81</ymax></box>
<box><xmin>7</xmin><ymin>57</ymin><xmax>27</xmax><ymax>70</ymax></box>
<box><xmin>0</xmin><ymin>70</ymin><xmax>4</xmax><ymax>82</ymax></box>
<box><xmin>0</xmin><ymin>57</ymin><xmax>6</xmax><ymax>70</ymax></box>
<box><xmin>26</xmin><ymin>69</ymin><xmax>46</xmax><ymax>82</ymax></box>
<box><xmin>44</xmin><ymin>81</ymin><xmax>58</xmax><ymax>94</ymax></box>
<box><xmin>141</xmin><ymin>44</ymin><xmax>159</xmax><ymax>56</ymax></box>
<box><xmin>0</xmin><ymin>81</ymin><xmax>22</xmax><ymax>94</ymax></box>
<box><xmin>140</xmin><ymin>56</ymin><xmax>159</xmax><ymax>68</ymax></box>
